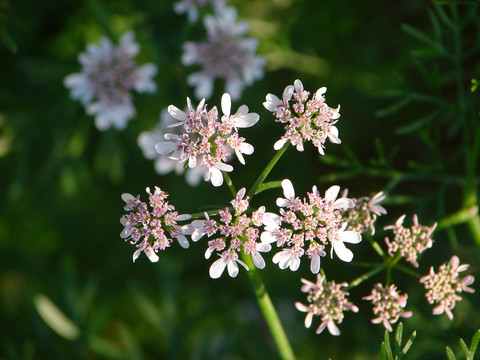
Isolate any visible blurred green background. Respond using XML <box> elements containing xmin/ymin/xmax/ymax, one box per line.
<box><xmin>1</xmin><ymin>0</ymin><xmax>479</xmax><ymax>359</ymax></box>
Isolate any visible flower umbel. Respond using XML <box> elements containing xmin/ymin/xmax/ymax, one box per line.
<box><xmin>120</xmin><ymin>186</ymin><xmax>191</xmax><ymax>262</ymax></box>
<box><xmin>263</xmin><ymin>79</ymin><xmax>341</xmax><ymax>154</ymax></box>
<box><xmin>420</xmin><ymin>255</ymin><xmax>475</xmax><ymax>320</ymax></box>
<box><xmin>341</xmin><ymin>191</ymin><xmax>387</xmax><ymax>235</ymax></box>
<box><xmin>262</xmin><ymin>179</ymin><xmax>361</xmax><ymax>273</ymax></box>
<box><xmin>155</xmin><ymin>93</ymin><xmax>259</xmax><ymax>187</ymax></box>
<box><xmin>384</xmin><ymin>214</ymin><xmax>436</xmax><ymax>267</ymax></box>
<box><xmin>184</xmin><ymin>188</ymin><xmax>273</xmax><ymax>278</ymax></box>
<box><xmin>295</xmin><ymin>274</ymin><xmax>358</xmax><ymax>336</ymax></box>
<box><xmin>64</xmin><ymin>31</ymin><xmax>157</xmax><ymax>131</ymax></box>
<box><xmin>363</xmin><ymin>283</ymin><xmax>412</xmax><ymax>332</ymax></box>
<box><xmin>181</xmin><ymin>6</ymin><xmax>265</xmax><ymax>100</ymax></box>
<box><xmin>138</xmin><ymin>108</ymin><xmax>204</xmax><ymax>186</ymax></box>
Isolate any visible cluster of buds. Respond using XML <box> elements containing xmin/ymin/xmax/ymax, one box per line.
<box><xmin>341</xmin><ymin>191</ymin><xmax>387</xmax><ymax>235</ymax></box>
<box><xmin>263</xmin><ymin>79</ymin><xmax>341</xmax><ymax>155</ymax></box>
<box><xmin>384</xmin><ymin>214</ymin><xmax>437</xmax><ymax>267</ymax></box>
<box><xmin>363</xmin><ymin>283</ymin><xmax>412</xmax><ymax>332</ymax></box>
<box><xmin>261</xmin><ymin>179</ymin><xmax>362</xmax><ymax>273</ymax></box>
<box><xmin>420</xmin><ymin>255</ymin><xmax>475</xmax><ymax>320</ymax></box>
<box><xmin>185</xmin><ymin>188</ymin><xmax>273</xmax><ymax>278</ymax></box>
<box><xmin>155</xmin><ymin>94</ymin><xmax>259</xmax><ymax>187</ymax></box>
<box><xmin>295</xmin><ymin>274</ymin><xmax>358</xmax><ymax>336</ymax></box>
<box><xmin>120</xmin><ymin>187</ymin><xmax>191</xmax><ymax>262</ymax></box>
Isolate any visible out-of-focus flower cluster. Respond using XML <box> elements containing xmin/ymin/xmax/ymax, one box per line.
<box><xmin>181</xmin><ymin>5</ymin><xmax>265</xmax><ymax>100</ymax></box>
<box><xmin>263</xmin><ymin>79</ymin><xmax>341</xmax><ymax>154</ymax></box>
<box><xmin>384</xmin><ymin>214</ymin><xmax>437</xmax><ymax>267</ymax></box>
<box><xmin>363</xmin><ymin>283</ymin><xmax>412</xmax><ymax>332</ymax></box>
<box><xmin>262</xmin><ymin>179</ymin><xmax>362</xmax><ymax>273</ymax></box>
<box><xmin>184</xmin><ymin>188</ymin><xmax>273</xmax><ymax>278</ymax></box>
<box><xmin>173</xmin><ymin>0</ymin><xmax>226</xmax><ymax>23</ymax></box>
<box><xmin>420</xmin><ymin>255</ymin><xmax>475</xmax><ymax>320</ymax></box>
<box><xmin>154</xmin><ymin>94</ymin><xmax>259</xmax><ymax>187</ymax></box>
<box><xmin>120</xmin><ymin>187</ymin><xmax>191</xmax><ymax>263</ymax></box>
<box><xmin>295</xmin><ymin>274</ymin><xmax>358</xmax><ymax>336</ymax></box>
<box><xmin>64</xmin><ymin>31</ymin><xmax>157</xmax><ymax>131</ymax></box>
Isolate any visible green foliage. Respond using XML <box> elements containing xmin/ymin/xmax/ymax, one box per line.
<box><xmin>446</xmin><ymin>330</ymin><xmax>480</xmax><ymax>360</ymax></box>
<box><xmin>380</xmin><ymin>323</ymin><xmax>416</xmax><ymax>360</ymax></box>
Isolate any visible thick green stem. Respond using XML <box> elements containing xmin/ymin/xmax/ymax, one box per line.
<box><xmin>241</xmin><ymin>253</ymin><xmax>296</xmax><ymax>360</ymax></box>
<box><xmin>247</xmin><ymin>143</ymin><xmax>290</xmax><ymax>199</ymax></box>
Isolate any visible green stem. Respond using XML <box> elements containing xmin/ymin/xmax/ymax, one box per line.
<box><xmin>222</xmin><ymin>172</ymin><xmax>237</xmax><ymax>198</ymax></box>
<box><xmin>347</xmin><ymin>264</ymin><xmax>385</xmax><ymax>289</ymax></box>
<box><xmin>247</xmin><ymin>143</ymin><xmax>290</xmax><ymax>199</ymax></box>
<box><xmin>241</xmin><ymin>253</ymin><xmax>296</xmax><ymax>360</ymax></box>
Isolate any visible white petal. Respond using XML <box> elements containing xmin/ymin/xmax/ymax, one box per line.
<box><xmin>167</xmin><ymin>105</ymin><xmax>187</xmax><ymax>121</ymax></box>
<box><xmin>274</xmin><ymin>138</ymin><xmax>287</xmax><ymax>150</ymax></box>
<box><xmin>239</xmin><ymin>142</ymin><xmax>254</xmax><ymax>155</ymax></box>
<box><xmin>176</xmin><ymin>235</ymin><xmax>189</xmax><ymax>249</ymax></box>
<box><xmin>282</xmin><ymin>85</ymin><xmax>294</xmax><ymax>103</ymax></box>
<box><xmin>276</xmin><ymin>198</ymin><xmax>290</xmax><ymax>207</ymax></box>
<box><xmin>221</xmin><ymin>93</ymin><xmax>231</xmax><ymax>117</ymax></box>
<box><xmin>175</xmin><ymin>214</ymin><xmax>192</xmax><ymax>221</ymax></box>
<box><xmin>332</xmin><ymin>242</ymin><xmax>353</xmax><ymax>262</ymax></box>
<box><xmin>121</xmin><ymin>193</ymin><xmax>135</xmax><ymax>202</ymax></box>
<box><xmin>263</xmin><ymin>93</ymin><xmax>281</xmax><ymax>112</ymax></box>
<box><xmin>333</xmin><ymin>198</ymin><xmax>354</xmax><ymax>209</ymax></box>
<box><xmin>328</xmin><ymin>126</ymin><xmax>341</xmax><ymax>144</ymax></box>
<box><xmin>325</xmin><ymin>185</ymin><xmax>340</xmax><ymax>202</ymax></box>
<box><xmin>341</xmin><ymin>231</ymin><xmax>362</xmax><ymax>244</ymax></box>
<box><xmin>209</xmin><ymin>258</ymin><xmax>227</xmax><ymax>279</ymax></box>
<box><xmin>281</xmin><ymin>179</ymin><xmax>295</xmax><ymax>200</ymax></box>
<box><xmin>315</xmin><ymin>87</ymin><xmax>327</xmax><ymax>97</ymax></box>
<box><xmin>144</xmin><ymin>247</ymin><xmax>160</xmax><ymax>263</ymax></box>
<box><xmin>252</xmin><ymin>252</ymin><xmax>266</xmax><ymax>269</ymax></box>
<box><xmin>310</xmin><ymin>254</ymin><xmax>320</xmax><ymax>274</ymax></box>
<box><xmin>261</xmin><ymin>231</ymin><xmax>277</xmax><ymax>243</ymax></box>
<box><xmin>210</xmin><ymin>167</ymin><xmax>224</xmax><ymax>187</ymax></box>
<box><xmin>215</xmin><ymin>162</ymin><xmax>234</xmax><ymax>172</ymax></box>
<box><xmin>227</xmin><ymin>260</ymin><xmax>239</xmax><ymax>278</ymax></box>
<box><xmin>327</xmin><ymin>321</ymin><xmax>341</xmax><ymax>336</ymax></box>
<box><xmin>290</xmin><ymin>257</ymin><xmax>301</xmax><ymax>271</ymax></box>
<box><xmin>235</xmin><ymin>112</ymin><xmax>259</xmax><ymax>128</ymax></box>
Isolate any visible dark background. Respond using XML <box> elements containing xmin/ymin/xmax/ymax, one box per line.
<box><xmin>1</xmin><ymin>0</ymin><xmax>479</xmax><ymax>359</ymax></box>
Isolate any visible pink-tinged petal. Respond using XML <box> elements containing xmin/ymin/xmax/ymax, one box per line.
<box><xmin>167</xmin><ymin>105</ymin><xmax>187</xmax><ymax>121</ymax></box>
<box><xmin>144</xmin><ymin>247</ymin><xmax>159</xmax><ymax>263</ymax></box>
<box><xmin>325</xmin><ymin>185</ymin><xmax>340</xmax><ymax>202</ymax></box>
<box><xmin>328</xmin><ymin>126</ymin><xmax>341</xmax><ymax>144</ymax></box>
<box><xmin>304</xmin><ymin>312</ymin><xmax>313</xmax><ymax>328</ymax></box>
<box><xmin>209</xmin><ymin>258</ymin><xmax>227</xmax><ymax>279</ymax></box>
<box><xmin>120</xmin><ymin>228</ymin><xmax>132</xmax><ymax>239</ymax></box>
<box><xmin>221</xmin><ymin>93</ymin><xmax>231</xmax><ymax>117</ymax></box>
<box><xmin>341</xmin><ymin>231</ymin><xmax>362</xmax><ymax>244</ymax></box>
<box><xmin>315</xmin><ymin>322</ymin><xmax>327</xmax><ymax>334</ymax></box>
<box><xmin>176</xmin><ymin>235</ymin><xmax>189</xmax><ymax>249</ymax></box>
<box><xmin>294</xmin><ymin>79</ymin><xmax>303</xmax><ymax>92</ymax></box>
<box><xmin>310</xmin><ymin>254</ymin><xmax>320</xmax><ymax>274</ymax></box>
<box><xmin>281</xmin><ymin>179</ymin><xmax>295</xmax><ymax>200</ymax></box>
<box><xmin>274</xmin><ymin>138</ymin><xmax>288</xmax><ymax>150</ymax></box>
<box><xmin>332</xmin><ymin>241</ymin><xmax>354</xmax><ymax>262</ymax></box>
<box><xmin>327</xmin><ymin>321</ymin><xmax>341</xmax><ymax>336</ymax></box>
<box><xmin>121</xmin><ymin>193</ymin><xmax>135</xmax><ymax>202</ymax></box>
<box><xmin>257</xmin><ymin>243</ymin><xmax>272</xmax><ymax>253</ymax></box>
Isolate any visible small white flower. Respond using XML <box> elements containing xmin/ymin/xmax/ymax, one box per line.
<box><xmin>209</xmin><ymin>251</ymin><xmax>249</xmax><ymax>279</ymax></box>
<box><xmin>250</xmin><ymin>242</ymin><xmax>272</xmax><ymax>269</ymax></box>
<box><xmin>330</xmin><ymin>222</ymin><xmax>362</xmax><ymax>262</ymax></box>
<box><xmin>65</xmin><ymin>31</ymin><xmax>157</xmax><ymax>131</ymax></box>
<box><xmin>273</xmin><ymin>248</ymin><xmax>302</xmax><ymax>271</ymax></box>
<box><xmin>221</xmin><ymin>93</ymin><xmax>260</xmax><ymax>130</ymax></box>
<box><xmin>263</xmin><ymin>85</ymin><xmax>294</xmax><ymax>116</ymax></box>
<box><xmin>276</xmin><ymin>179</ymin><xmax>301</xmax><ymax>209</ymax></box>
<box><xmin>204</xmin><ymin>162</ymin><xmax>233</xmax><ymax>187</ymax></box>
